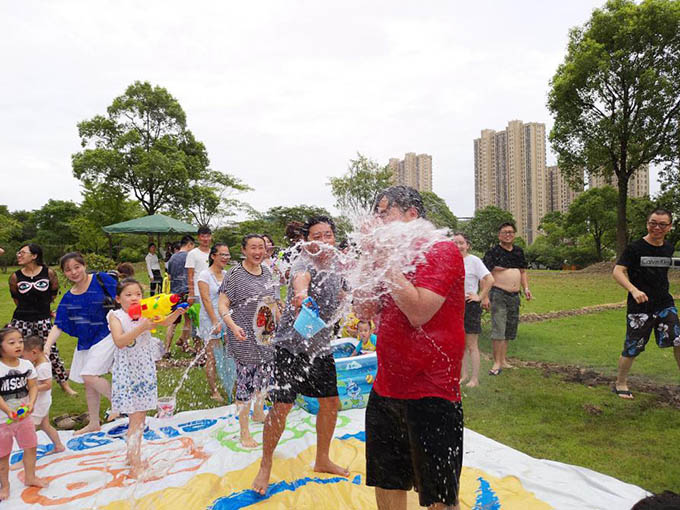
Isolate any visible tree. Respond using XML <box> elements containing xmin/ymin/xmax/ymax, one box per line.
<box><xmin>328</xmin><ymin>153</ymin><xmax>393</xmax><ymax>213</ymax></box>
<box><xmin>181</xmin><ymin>170</ymin><xmax>251</xmax><ymax>226</ymax></box>
<box><xmin>72</xmin><ymin>81</ymin><xmax>246</xmax><ymax>217</ymax></box>
<box><xmin>31</xmin><ymin>200</ymin><xmax>81</xmax><ymax>262</ymax></box>
<box><xmin>463</xmin><ymin>206</ymin><xmax>515</xmax><ymax>253</ymax></box>
<box><xmin>547</xmin><ymin>0</ymin><xmax>680</xmax><ymax>257</ymax></box>
<box><xmin>421</xmin><ymin>191</ymin><xmax>458</xmax><ymax>232</ymax></box>
<box><xmin>566</xmin><ymin>186</ymin><xmax>618</xmax><ymax>261</ymax></box>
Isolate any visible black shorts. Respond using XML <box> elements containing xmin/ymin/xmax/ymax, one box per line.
<box><xmin>623</xmin><ymin>305</ymin><xmax>680</xmax><ymax>357</ymax></box>
<box><xmin>365</xmin><ymin>390</ymin><xmax>463</xmax><ymax>507</ymax></box>
<box><xmin>268</xmin><ymin>347</ymin><xmax>339</xmax><ymax>404</ymax></box>
<box><xmin>464</xmin><ymin>301</ymin><xmax>482</xmax><ymax>334</ymax></box>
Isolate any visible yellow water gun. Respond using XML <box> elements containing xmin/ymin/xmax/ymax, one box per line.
<box><xmin>128</xmin><ymin>293</ymin><xmax>187</xmax><ymax>330</ymax></box>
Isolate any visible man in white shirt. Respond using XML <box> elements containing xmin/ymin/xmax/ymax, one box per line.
<box><xmin>145</xmin><ymin>243</ymin><xmax>162</xmax><ymax>295</ymax></box>
<box><xmin>185</xmin><ymin>226</ymin><xmax>212</xmax><ymax>305</ymax></box>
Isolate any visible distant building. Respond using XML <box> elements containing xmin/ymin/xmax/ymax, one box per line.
<box><xmin>388</xmin><ymin>152</ymin><xmax>432</xmax><ymax>192</ymax></box>
<box><xmin>547</xmin><ymin>165</ymin><xmax>583</xmax><ymax>214</ymax></box>
<box><xmin>473</xmin><ymin>120</ymin><xmax>548</xmax><ymax>243</ymax></box>
<box><xmin>589</xmin><ymin>165</ymin><xmax>649</xmax><ymax>198</ymax></box>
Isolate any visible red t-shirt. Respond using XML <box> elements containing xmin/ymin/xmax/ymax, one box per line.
<box><xmin>373</xmin><ymin>239</ymin><xmax>465</xmax><ymax>402</ymax></box>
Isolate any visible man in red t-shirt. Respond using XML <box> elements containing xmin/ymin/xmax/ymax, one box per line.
<box><xmin>356</xmin><ymin>186</ymin><xmax>465</xmax><ymax>510</ymax></box>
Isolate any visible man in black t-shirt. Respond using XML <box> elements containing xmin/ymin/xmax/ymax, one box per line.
<box><xmin>613</xmin><ymin>209</ymin><xmax>680</xmax><ymax>399</ymax></box>
<box><xmin>482</xmin><ymin>222</ymin><xmax>532</xmax><ymax>375</ymax></box>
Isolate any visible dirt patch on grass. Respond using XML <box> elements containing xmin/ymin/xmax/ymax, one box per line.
<box><xmin>516</xmin><ymin>359</ymin><xmax>680</xmax><ymax>409</ymax></box>
<box><xmin>520</xmin><ymin>302</ymin><xmax>626</xmax><ymax>323</ymax></box>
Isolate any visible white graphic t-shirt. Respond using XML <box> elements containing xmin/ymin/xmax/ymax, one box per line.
<box><xmin>0</xmin><ymin>358</ymin><xmax>37</xmax><ymax>421</ymax></box>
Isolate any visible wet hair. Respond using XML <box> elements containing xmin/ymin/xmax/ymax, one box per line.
<box><xmin>116</xmin><ymin>262</ymin><xmax>135</xmax><ymax>279</ymax></box>
<box><xmin>19</xmin><ymin>243</ymin><xmax>45</xmax><ymax>266</ymax></box>
<box><xmin>648</xmin><ymin>209</ymin><xmax>673</xmax><ymax>223</ymax></box>
<box><xmin>180</xmin><ymin>235</ymin><xmax>195</xmax><ymax>246</ymax></box>
<box><xmin>60</xmin><ymin>251</ymin><xmax>86</xmax><ymax>271</ymax></box>
<box><xmin>241</xmin><ymin>234</ymin><xmax>265</xmax><ymax>249</ymax></box>
<box><xmin>453</xmin><ymin>232</ymin><xmax>471</xmax><ymax>246</ymax></box>
<box><xmin>116</xmin><ymin>277</ymin><xmax>143</xmax><ymax>296</ymax></box>
<box><xmin>285</xmin><ymin>221</ymin><xmax>305</xmax><ymax>243</ymax></box>
<box><xmin>261</xmin><ymin>234</ymin><xmax>274</xmax><ymax>246</ymax></box>
<box><xmin>148</xmin><ymin>242</ymin><xmax>156</xmax><ymax>249</ymax></box>
<box><xmin>498</xmin><ymin>222</ymin><xmax>516</xmax><ymax>233</ymax></box>
<box><xmin>0</xmin><ymin>327</ymin><xmax>21</xmax><ymax>350</ymax></box>
<box><xmin>23</xmin><ymin>335</ymin><xmax>44</xmax><ymax>351</ymax></box>
<box><xmin>208</xmin><ymin>243</ymin><xmax>230</xmax><ymax>266</ymax></box>
<box><xmin>198</xmin><ymin>225</ymin><xmax>212</xmax><ymax>235</ymax></box>
<box><xmin>373</xmin><ymin>186</ymin><xmax>426</xmax><ymax>218</ymax></box>
<box><xmin>631</xmin><ymin>491</ymin><xmax>680</xmax><ymax>510</ymax></box>
<box><xmin>302</xmin><ymin>215</ymin><xmax>336</xmax><ymax>240</ymax></box>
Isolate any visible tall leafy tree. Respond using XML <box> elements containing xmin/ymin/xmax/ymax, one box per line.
<box><xmin>328</xmin><ymin>153</ymin><xmax>393</xmax><ymax>213</ymax></box>
<box><xmin>547</xmin><ymin>0</ymin><xmax>680</xmax><ymax>256</ymax></box>
<box><xmin>463</xmin><ymin>206</ymin><xmax>515</xmax><ymax>253</ymax></box>
<box><xmin>420</xmin><ymin>191</ymin><xmax>458</xmax><ymax>232</ymax></box>
<box><xmin>566</xmin><ymin>186</ymin><xmax>618</xmax><ymax>261</ymax></box>
<box><xmin>72</xmin><ymin>81</ymin><xmax>246</xmax><ymax>218</ymax></box>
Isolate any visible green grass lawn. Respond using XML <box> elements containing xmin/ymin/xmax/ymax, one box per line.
<box><xmin>0</xmin><ymin>265</ymin><xmax>678</xmax><ymax>493</ymax></box>
<box><xmin>481</xmin><ymin>308</ymin><xmax>680</xmax><ymax>385</ymax></box>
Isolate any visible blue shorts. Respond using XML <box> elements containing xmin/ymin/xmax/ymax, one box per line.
<box><xmin>622</xmin><ymin>305</ymin><xmax>680</xmax><ymax>357</ymax></box>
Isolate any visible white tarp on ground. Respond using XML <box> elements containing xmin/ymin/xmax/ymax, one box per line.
<box><xmin>5</xmin><ymin>406</ymin><xmax>649</xmax><ymax>510</ymax></box>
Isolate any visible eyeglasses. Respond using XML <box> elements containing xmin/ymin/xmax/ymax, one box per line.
<box><xmin>217</xmin><ymin>253</ymin><xmax>231</xmax><ymax>258</ymax></box>
<box><xmin>499</xmin><ymin>230</ymin><xmax>515</xmax><ymax>235</ymax></box>
<box><xmin>648</xmin><ymin>221</ymin><xmax>671</xmax><ymax>229</ymax></box>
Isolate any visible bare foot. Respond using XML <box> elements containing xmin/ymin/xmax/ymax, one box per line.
<box><xmin>252</xmin><ymin>463</ymin><xmax>272</xmax><ymax>495</ymax></box>
<box><xmin>465</xmin><ymin>380</ymin><xmax>479</xmax><ymax>388</ymax></box>
<box><xmin>252</xmin><ymin>410</ymin><xmax>266</xmax><ymax>423</ymax></box>
<box><xmin>614</xmin><ymin>386</ymin><xmax>634</xmax><ymax>399</ymax></box>
<box><xmin>128</xmin><ymin>460</ymin><xmax>150</xmax><ymax>479</ymax></box>
<box><xmin>73</xmin><ymin>423</ymin><xmax>101</xmax><ymax>436</ymax></box>
<box><xmin>0</xmin><ymin>486</ymin><xmax>9</xmax><ymax>501</ymax></box>
<box><xmin>63</xmin><ymin>387</ymin><xmax>79</xmax><ymax>397</ymax></box>
<box><xmin>10</xmin><ymin>460</ymin><xmax>22</xmax><ymax>471</ymax></box>
<box><xmin>240</xmin><ymin>435</ymin><xmax>259</xmax><ymax>448</ymax></box>
<box><xmin>45</xmin><ymin>444</ymin><xmax>66</xmax><ymax>456</ymax></box>
<box><xmin>314</xmin><ymin>459</ymin><xmax>349</xmax><ymax>477</ymax></box>
<box><xmin>211</xmin><ymin>393</ymin><xmax>225</xmax><ymax>403</ymax></box>
<box><xmin>501</xmin><ymin>362</ymin><xmax>514</xmax><ymax>369</ymax></box>
<box><xmin>25</xmin><ymin>476</ymin><xmax>49</xmax><ymax>488</ymax></box>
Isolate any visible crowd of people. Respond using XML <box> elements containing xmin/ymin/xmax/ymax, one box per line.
<box><xmin>1</xmin><ymin>187</ymin><xmax>679</xmax><ymax>509</ymax></box>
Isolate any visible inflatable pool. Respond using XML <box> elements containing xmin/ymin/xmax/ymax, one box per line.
<box><xmin>296</xmin><ymin>338</ymin><xmax>377</xmax><ymax>414</ymax></box>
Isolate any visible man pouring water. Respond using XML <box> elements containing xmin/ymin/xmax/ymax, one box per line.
<box><xmin>251</xmin><ymin>215</ymin><xmax>349</xmax><ymax>495</ymax></box>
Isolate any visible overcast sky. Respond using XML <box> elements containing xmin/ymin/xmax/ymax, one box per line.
<box><xmin>0</xmin><ymin>0</ymin><xmax>660</xmax><ymax>220</ymax></box>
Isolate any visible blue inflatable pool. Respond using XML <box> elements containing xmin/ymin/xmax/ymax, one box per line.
<box><xmin>296</xmin><ymin>338</ymin><xmax>377</xmax><ymax>414</ymax></box>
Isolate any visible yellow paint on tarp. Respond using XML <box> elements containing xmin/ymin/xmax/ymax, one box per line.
<box><xmin>100</xmin><ymin>439</ymin><xmax>552</xmax><ymax>510</ymax></box>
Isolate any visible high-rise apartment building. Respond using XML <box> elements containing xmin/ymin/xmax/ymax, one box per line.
<box><xmin>473</xmin><ymin>121</ymin><xmax>547</xmax><ymax>243</ymax></box>
<box><xmin>589</xmin><ymin>165</ymin><xmax>649</xmax><ymax>198</ymax></box>
<box><xmin>388</xmin><ymin>152</ymin><xmax>432</xmax><ymax>192</ymax></box>
<box><xmin>547</xmin><ymin>166</ymin><xmax>584</xmax><ymax>214</ymax></box>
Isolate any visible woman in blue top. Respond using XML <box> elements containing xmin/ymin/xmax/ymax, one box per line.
<box><xmin>44</xmin><ymin>252</ymin><xmax>118</xmax><ymax>435</ymax></box>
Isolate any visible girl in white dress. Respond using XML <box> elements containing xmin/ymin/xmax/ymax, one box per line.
<box><xmin>108</xmin><ymin>278</ymin><xmax>185</xmax><ymax>478</ymax></box>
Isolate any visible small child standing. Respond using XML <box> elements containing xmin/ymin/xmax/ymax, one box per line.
<box><xmin>0</xmin><ymin>328</ymin><xmax>48</xmax><ymax>500</ymax></box>
<box><xmin>21</xmin><ymin>335</ymin><xmax>65</xmax><ymax>456</ymax></box>
<box><xmin>351</xmin><ymin>320</ymin><xmax>377</xmax><ymax>357</ymax></box>
<box><xmin>107</xmin><ymin>279</ymin><xmax>185</xmax><ymax>478</ymax></box>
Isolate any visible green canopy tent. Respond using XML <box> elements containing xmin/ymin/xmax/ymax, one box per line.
<box><xmin>102</xmin><ymin>214</ymin><xmax>197</xmax><ymax>259</ymax></box>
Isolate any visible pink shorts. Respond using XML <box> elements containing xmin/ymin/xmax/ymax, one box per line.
<box><xmin>0</xmin><ymin>418</ymin><xmax>38</xmax><ymax>457</ymax></box>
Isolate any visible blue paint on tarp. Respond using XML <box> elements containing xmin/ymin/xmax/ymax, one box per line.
<box><xmin>473</xmin><ymin>476</ymin><xmax>501</xmax><ymax>510</ymax></box>
<box><xmin>209</xmin><ymin>475</ymin><xmax>360</xmax><ymax>510</ymax></box>
<box><xmin>337</xmin><ymin>430</ymin><xmax>366</xmax><ymax>442</ymax></box>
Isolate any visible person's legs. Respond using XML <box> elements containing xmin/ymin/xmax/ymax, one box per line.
<box><xmin>674</xmin><ymin>345</ymin><xmax>680</xmax><ymax>371</ymax></box>
<box><xmin>127</xmin><ymin>412</ymin><xmax>147</xmax><ymax>478</ymax></box>
<box><xmin>205</xmin><ymin>338</ymin><xmax>223</xmax><ymax>401</ymax></box>
<box><xmin>489</xmin><ymin>289</ymin><xmax>507</xmax><ymax>373</ymax></box>
<box><xmin>39</xmin><ymin>416</ymin><xmax>65</xmax><ymax>454</ymax></box>
<box><xmin>616</xmin><ymin>310</ymin><xmax>654</xmax><ymax>398</ymax></box>
<box><xmin>375</xmin><ymin>488</ymin><xmax>407</xmax><ymax>510</ymax></box>
<box><xmin>465</xmin><ymin>333</ymin><xmax>480</xmax><ymax>387</ymax></box>
<box><xmin>14</xmin><ymin>419</ymin><xmax>46</xmax><ymax>487</ymax></box>
<box><xmin>252</xmin><ymin>401</ymin><xmax>293</xmax><ymax>494</ymax></box>
<box><xmin>615</xmin><ymin>355</ymin><xmax>636</xmax><ymax>398</ymax></box>
<box><xmin>314</xmin><ymin>396</ymin><xmax>348</xmax><ymax>476</ymax></box>
<box><xmin>74</xmin><ymin>375</ymin><xmax>111</xmax><ymax>435</ymax></box>
<box><xmin>252</xmin><ymin>391</ymin><xmax>266</xmax><ymax>422</ymax></box>
<box><xmin>501</xmin><ymin>293</ymin><xmax>520</xmax><ymax>369</ymax></box>
<box><xmin>0</xmin><ymin>455</ymin><xmax>9</xmax><ymax>501</ymax></box>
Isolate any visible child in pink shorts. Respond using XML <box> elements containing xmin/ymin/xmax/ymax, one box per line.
<box><xmin>0</xmin><ymin>328</ymin><xmax>48</xmax><ymax>501</ymax></box>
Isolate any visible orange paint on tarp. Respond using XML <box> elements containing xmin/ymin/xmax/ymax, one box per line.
<box><xmin>21</xmin><ymin>437</ymin><xmax>208</xmax><ymax>506</ymax></box>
